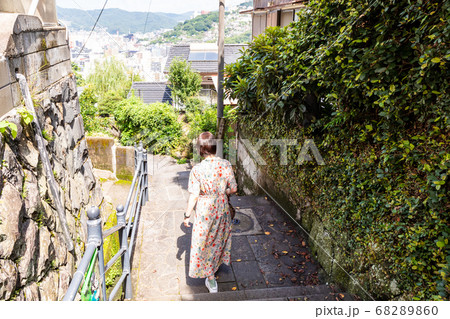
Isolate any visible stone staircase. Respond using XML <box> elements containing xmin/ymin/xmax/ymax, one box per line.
<box><xmin>142</xmin><ymin>284</ymin><xmax>353</xmax><ymax>301</ymax></box>
<box><xmin>118</xmin><ymin>156</ymin><xmax>355</xmax><ymax>301</ymax></box>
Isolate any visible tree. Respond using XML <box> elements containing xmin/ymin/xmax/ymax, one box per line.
<box><xmin>168</xmin><ymin>58</ymin><xmax>202</xmax><ymax>109</ymax></box>
<box><xmin>86</xmin><ymin>57</ymin><xmax>134</xmax><ymax>99</ymax></box>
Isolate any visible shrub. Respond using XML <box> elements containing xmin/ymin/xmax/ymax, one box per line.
<box><xmin>98</xmin><ymin>90</ymin><xmax>124</xmax><ymax>116</ymax></box>
<box><xmin>79</xmin><ymin>85</ymin><xmax>118</xmax><ymax>136</ymax></box>
<box><xmin>114</xmin><ymin>96</ymin><xmax>182</xmax><ymax>153</ymax></box>
<box><xmin>186</xmin><ymin>104</ymin><xmax>217</xmax><ymax>141</ymax></box>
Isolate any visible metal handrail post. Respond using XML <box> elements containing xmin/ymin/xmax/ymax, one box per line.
<box><xmin>143</xmin><ymin>149</ymin><xmax>148</xmax><ymax>204</ymax></box>
<box><xmin>86</xmin><ymin>206</ymin><xmax>106</xmax><ymax>301</ymax></box>
<box><xmin>116</xmin><ymin>205</ymin><xmax>132</xmax><ymax>300</ymax></box>
<box><xmin>134</xmin><ymin>143</ymin><xmax>137</xmax><ymax>171</ymax></box>
<box><xmin>98</xmin><ymin>245</ymin><xmax>106</xmax><ymax>300</ymax></box>
<box><xmin>63</xmin><ymin>206</ymin><xmax>102</xmax><ymax>301</ymax></box>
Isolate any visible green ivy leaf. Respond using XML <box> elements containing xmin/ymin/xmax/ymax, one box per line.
<box><xmin>431</xmin><ymin>57</ymin><xmax>441</xmax><ymax>63</ymax></box>
<box><xmin>0</xmin><ymin>121</ymin><xmax>18</xmax><ymax>139</ymax></box>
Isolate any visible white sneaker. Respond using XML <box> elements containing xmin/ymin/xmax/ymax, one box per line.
<box><xmin>205</xmin><ymin>278</ymin><xmax>218</xmax><ymax>293</ymax></box>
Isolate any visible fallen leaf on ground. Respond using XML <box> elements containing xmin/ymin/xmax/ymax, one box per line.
<box><xmin>236</xmin><ymin>259</ymin><xmax>242</xmax><ymax>262</ymax></box>
<box><xmin>265</xmin><ymin>232</ymin><xmax>271</xmax><ymax>235</ymax></box>
<box><xmin>282</xmin><ymin>251</ymin><xmax>288</xmax><ymax>254</ymax></box>
<box><xmin>232</xmin><ymin>287</ymin><xmax>237</xmax><ymax>291</ymax></box>
<box><xmin>269</xmin><ymin>224</ymin><xmax>274</xmax><ymax>227</ymax></box>
<box><xmin>339</xmin><ymin>293</ymin><xmax>345</xmax><ymax>299</ymax></box>
<box><xmin>302</xmin><ymin>241</ymin><xmax>306</xmax><ymax>247</ymax></box>
<box><xmin>290</xmin><ymin>277</ymin><xmax>297</xmax><ymax>283</ymax></box>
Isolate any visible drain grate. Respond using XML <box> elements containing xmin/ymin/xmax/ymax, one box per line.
<box><xmin>231</xmin><ymin>208</ymin><xmax>264</xmax><ymax>236</ymax></box>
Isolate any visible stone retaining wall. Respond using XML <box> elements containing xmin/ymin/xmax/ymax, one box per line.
<box><xmin>0</xmin><ymin>13</ymin><xmax>103</xmax><ymax>300</ymax></box>
<box><xmin>86</xmin><ymin>137</ymin><xmax>135</xmax><ymax>181</ymax></box>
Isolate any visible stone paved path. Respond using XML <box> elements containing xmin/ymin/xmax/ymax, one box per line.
<box><xmin>121</xmin><ymin>155</ymin><xmax>351</xmax><ymax>301</ymax></box>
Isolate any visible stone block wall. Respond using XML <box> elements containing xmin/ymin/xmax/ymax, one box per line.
<box><xmin>0</xmin><ymin>13</ymin><xmax>103</xmax><ymax>300</ymax></box>
<box><xmin>86</xmin><ymin>137</ymin><xmax>135</xmax><ymax>181</ymax></box>
<box><xmin>86</xmin><ymin>137</ymin><xmax>115</xmax><ymax>172</ymax></box>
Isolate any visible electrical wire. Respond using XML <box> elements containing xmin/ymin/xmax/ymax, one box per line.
<box><xmin>69</xmin><ymin>0</ymin><xmax>169</xmax><ymax>94</ymax></box>
<box><xmin>143</xmin><ymin>0</ymin><xmax>153</xmax><ymax>34</ymax></box>
<box><xmin>74</xmin><ymin>0</ymin><xmax>109</xmax><ymax>61</ymax></box>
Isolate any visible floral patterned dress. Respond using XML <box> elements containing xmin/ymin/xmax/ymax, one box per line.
<box><xmin>188</xmin><ymin>156</ymin><xmax>237</xmax><ymax>278</ymax></box>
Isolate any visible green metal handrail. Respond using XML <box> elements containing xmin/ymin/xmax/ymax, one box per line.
<box><xmin>63</xmin><ymin>143</ymin><xmax>148</xmax><ymax>301</ymax></box>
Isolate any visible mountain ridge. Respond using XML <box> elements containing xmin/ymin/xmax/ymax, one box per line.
<box><xmin>56</xmin><ymin>6</ymin><xmax>193</xmax><ymax>34</ymax></box>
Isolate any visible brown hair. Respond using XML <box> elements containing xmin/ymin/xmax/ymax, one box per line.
<box><xmin>198</xmin><ymin>132</ymin><xmax>216</xmax><ymax>157</ymax></box>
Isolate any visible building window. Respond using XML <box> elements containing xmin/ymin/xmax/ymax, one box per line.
<box><xmin>280</xmin><ymin>9</ymin><xmax>294</xmax><ymax>27</ymax></box>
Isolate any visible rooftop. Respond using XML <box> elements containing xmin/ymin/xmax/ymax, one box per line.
<box><xmin>130</xmin><ymin>82</ymin><xmax>172</xmax><ymax>105</ymax></box>
<box><xmin>164</xmin><ymin>43</ymin><xmax>248</xmax><ymax>74</ymax></box>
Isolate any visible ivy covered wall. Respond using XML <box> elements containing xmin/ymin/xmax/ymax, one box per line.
<box><xmin>225</xmin><ymin>0</ymin><xmax>449</xmax><ymax>300</ymax></box>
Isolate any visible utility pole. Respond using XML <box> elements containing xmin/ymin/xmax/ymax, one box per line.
<box><xmin>217</xmin><ymin>0</ymin><xmax>225</xmax><ymax>158</ymax></box>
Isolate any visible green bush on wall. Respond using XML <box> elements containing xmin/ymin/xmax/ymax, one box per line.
<box><xmin>114</xmin><ymin>95</ymin><xmax>182</xmax><ymax>153</ymax></box>
<box><xmin>225</xmin><ymin>0</ymin><xmax>449</xmax><ymax>300</ymax></box>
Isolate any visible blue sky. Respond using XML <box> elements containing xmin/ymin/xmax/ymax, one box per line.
<box><xmin>56</xmin><ymin>0</ymin><xmax>246</xmax><ymax>14</ymax></box>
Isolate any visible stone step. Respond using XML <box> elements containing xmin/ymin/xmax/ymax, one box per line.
<box><xmin>140</xmin><ymin>284</ymin><xmax>351</xmax><ymax>301</ymax></box>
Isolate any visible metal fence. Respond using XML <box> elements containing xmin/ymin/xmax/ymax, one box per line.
<box><xmin>63</xmin><ymin>143</ymin><xmax>148</xmax><ymax>301</ymax></box>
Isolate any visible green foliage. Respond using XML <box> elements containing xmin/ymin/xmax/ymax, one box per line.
<box><xmin>225</xmin><ymin>31</ymin><xmax>251</xmax><ymax>44</ymax></box>
<box><xmin>239</xmin><ymin>1</ymin><xmax>252</xmax><ymax>7</ymax></box>
<box><xmin>102</xmin><ymin>210</ymin><xmax>121</xmax><ymax>288</ymax></box>
<box><xmin>114</xmin><ymin>95</ymin><xmax>182</xmax><ymax>153</ymax></box>
<box><xmin>56</xmin><ymin>7</ymin><xmax>192</xmax><ymax>34</ymax></box>
<box><xmin>168</xmin><ymin>58</ymin><xmax>202</xmax><ymax>107</ymax></box>
<box><xmin>186</xmin><ymin>104</ymin><xmax>217</xmax><ymax>141</ymax></box>
<box><xmin>0</xmin><ymin>121</ymin><xmax>18</xmax><ymax>139</ymax></box>
<box><xmin>41</xmin><ymin>129</ymin><xmax>54</xmax><ymax>142</ymax></box>
<box><xmin>17</xmin><ymin>107</ymin><xmax>34</xmax><ymax>126</ymax></box>
<box><xmin>225</xmin><ymin>0</ymin><xmax>449</xmax><ymax>300</ymax></box>
<box><xmin>86</xmin><ymin>57</ymin><xmax>134</xmax><ymax>100</ymax></box>
<box><xmin>71</xmin><ymin>62</ymin><xmax>84</xmax><ymax>86</ymax></box>
<box><xmin>98</xmin><ymin>90</ymin><xmax>124</xmax><ymax>116</ymax></box>
<box><xmin>161</xmin><ymin>11</ymin><xmax>219</xmax><ymax>40</ymax></box>
<box><xmin>79</xmin><ymin>57</ymin><xmax>141</xmax><ymax>136</ymax></box>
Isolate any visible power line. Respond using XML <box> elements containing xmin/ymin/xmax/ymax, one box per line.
<box><xmin>143</xmin><ymin>0</ymin><xmax>153</xmax><ymax>34</ymax></box>
<box><xmin>75</xmin><ymin>0</ymin><xmax>109</xmax><ymax>61</ymax></box>
<box><xmin>67</xmin><ymin>0</ymin><xmax>173</xmax><ymax>94</ymax></box>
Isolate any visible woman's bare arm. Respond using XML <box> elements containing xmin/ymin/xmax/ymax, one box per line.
<box><xmin>184</xmin><ymin>193</ymin><xmax>198</xmax><ymax>227</ymax></box>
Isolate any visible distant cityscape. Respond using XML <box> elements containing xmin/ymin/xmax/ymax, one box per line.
<box><xmin>66</xmin><ymin>3</ymin><xmax>252</xmax><ymax>83</ymax></box>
